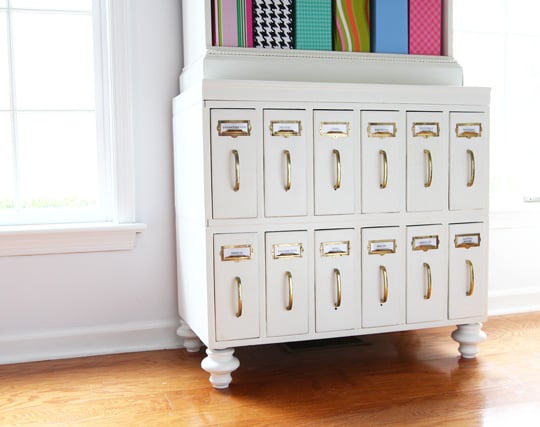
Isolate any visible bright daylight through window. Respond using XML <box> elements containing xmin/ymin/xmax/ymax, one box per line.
<box><xmin>0</xmin><ymin>0</ymin><xmax>112</xmax><ymax>226</ymax></box>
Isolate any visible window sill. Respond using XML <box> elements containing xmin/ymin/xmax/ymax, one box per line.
<box><xmin>0</xmin><ymin>222</ymin><xmax>147</xmax><ymax>257</ymax></box>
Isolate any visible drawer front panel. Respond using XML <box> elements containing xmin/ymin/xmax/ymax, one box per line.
<box><xmin>449</xmin><ymin>222</ymin><xmax>488</xmax><ymax>319</ymax></box>
<box><xmin>315</xmin><ymin>228</ymin><xmax>358</xmax><ymax>332</ymax></box>
<box><xmin>214</xmin><ymin>233</ymin><xmax>260</xmax><ymax>341</ymax></box>
<box><xmin>362</xmin><ymin>227</ymin><xmax>405</xmax><ymax>327</ymax></box>
<box><xmin>265</xmin><ymin>231</ymin><xmax>309</xmax><ymax>337</ymax></box>
<box><xmin>211</xmin><ymin>109</ymin><xmax>258</xmax><ymax>219</ymax></box>
<box><xmin>406</xmin><ymin>224</ymin><xmax>448</xmax><ymax>323</ymax></box>
<box><xmin>449</xmin><ymin>112</ymin><xmax>489</xmax><ymax>211</ymax></box>
<box><xmin>264</xmin><ymin>109</ymin><xmax>308</xmax><ymax>217</ymax></box>
<box><xmin>406</xmin><ymin>112</ymin><xmax>448</xmax><ymax>212</ymax></box>
<box><xmin>314</xmin><ymin>110</ymin><xmax>357</xmax><ymax>215</ymax></box>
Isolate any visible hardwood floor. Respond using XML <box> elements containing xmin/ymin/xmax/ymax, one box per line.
<box><xmin>1</xmin><ymin>312</ymin><xmax>540</xmax><ymax>426</ymax></box>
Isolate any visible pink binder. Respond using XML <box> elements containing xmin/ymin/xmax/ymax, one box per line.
<box><xmin>409</xmin><ymin>0</ymin><xmax>442</xmax><ymax>56</ymax></box>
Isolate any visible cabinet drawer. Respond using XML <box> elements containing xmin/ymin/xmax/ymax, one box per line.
<box><xmin>211</xmin><ymin>109</ymin><xmax>258</xmax><ymax>219</ymax></box>
<box><xmin>264</xmin><ymin>109</ymin><xmax>308</xmax><ymax>217</ymax></box>
<box><xmin>449</xmin><ymin>112</ymin><xmax>489</xmax><ymax>210</ymax></box>
<box><xmin>362</xmin><ymin>227</ymin><xmax>405</xmax><ymax>327</ymax></box>
<box><xmin>406</xmin><ymin>224</ymin><xmax>448</xmax><ymax>323</ymax></box>
<box><xmin>314</xmin><ymin>229</ymin><xmax>358</xmax><ymax>332</ymax></box>
<box><xmin>406</xmin><ymin>112</ymin><xmax>448</xmax><ymax>212</ymax></box>
<box><xmin>214</xmin><ymin>233</ymin><xmax>260</xmax><ymax>341</ymax></box>
<box><xmin>265</xmin><ymin>231</ymin><xmax>309</xmax><ymax>337</ymax></box>
<box><xmin>314</xmin><ymin>110</ymin><xmax>357</xmax><ymax>215</ymax></box>
<box><xmin>449</xmin><ymin>223</ymin><xmax>488</xmax><ymax>319</ymax></box>
<box><xmin>361</xmin><ymin>111</ymin><xmax>406</xmax><ymax>213</ymax></box>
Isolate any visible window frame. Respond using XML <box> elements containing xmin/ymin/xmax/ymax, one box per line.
<box><xmin>0</xmin><ymin>0</ymin><xmax>145</xmax><ymax>256</ymax></box>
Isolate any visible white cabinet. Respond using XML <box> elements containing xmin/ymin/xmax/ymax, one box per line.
<box><xmin>449</xmin><ymin>112</ymin><xmax>489</xmax><ymax>211</ymax></box>
<box><xmin>265</xmin><ymin>231</ymin><xmax>309</xmax><ymax>337</ymax></box>
<box><xmin>173</xmin><ymin>81</ymin><xmax>490</xmax><ymax>388</ymax></box>
<box><xmin>449</xmin><ymin>222</ymin><xmax>488</xmax><ymax>319</ymax></box>
<box><xmin>313</xmin><ymin>110</ymin><xmax>357</xmax><ymax>215</ymax></box>
<box><xmin>361</xmin><ymin>227</ymin><xmax>405</xmax><ymax>328</ymax></box>
<box><xmin>406</xmin><ymin>112</ymin><xmax>448</xmax><ymax>212</ymax></box>
<box><xmin>314</xmin><ymin>229</ymin><xmax>358</xmax><ymax>332</ymax></box>
<box><xmin>264</xmin><ymin>109</ymin><xmax>308</xmax><ymax>217</ymax></box>
<box><xmin>213</xmin><ymin>233</ymin><xmax>260</xmax><ymax>341</ymax></box>
<box><xmin>211</xmin><ymin>109</ymin><xmax>259</xmax><ymax>219</ymax></box>
<box><xmin>406</xmin><ymin>224</ymin><xmax>448</xmax><ymax>323</ymax></box>
<box><xmin>361</xmin><ymin>111</ymin><xmax>406</xmax><ymax>213</ymax></box>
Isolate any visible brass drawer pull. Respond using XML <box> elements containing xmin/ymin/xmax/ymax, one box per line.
<box><xmin>284</xmin><ymin>150</ymin><xmax>291</xmax><ymax>192</ymax></box>
<box><xmin>424</xmin><ymin>149</ymin><xmax>433</xmax><ymax>188</ymax></box>
<box><xmin>466</xmin><ymin>260</ymin><xmax>475</xmax><ymax>296</ymax></box>
<box><xmin>424</xmin><ymin>262</ymin><xmax>432</xmax><ymax>300</ymax></box>
<box><xmin>379</xmin><ymin>149</ymin><xmax>388</xmax><ymax>189</ymax></box>
<box><xmin>334</xmin><ymin>268</ymin><xmax>342</xmax><ymax>308</ymax></box>
<box><xmin>333</xmin><ymin>149</ymin><xmax>341</xmax><ymax>190</ymax></box>
<box><xmin>380</xmin><ymin>265</ymin><xmax>388</xmax><ymax>303</ymax></box>
<box><xmin>467</xmin><ymin>149</ymin><xmax>475</xmax><ymax>187</ymax></box>
<box><xmin>234</xmin><ymin>276</ymin><xmax>243</xmax><ymax>317</ymax></box>
<box><xmin>232</xmin><ymin>149</ymin><xmax>240</xmax><ymax>192</ymax></box>
<box><xmin>286</xmin><ymin>271</ymin><xmax>293</xmax><ymax>311</ymax></box>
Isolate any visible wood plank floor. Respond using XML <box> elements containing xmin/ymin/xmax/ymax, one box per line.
<box><xmin>1</xmin><ymin>312</ymin><xmax>540</xmax><ymax>426</ymax></box>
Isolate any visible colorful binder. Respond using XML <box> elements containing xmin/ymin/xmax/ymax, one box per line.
<box><xmin>333</xmin><ymin>0</ymin><xmax>370</xmax><ymax>52</ymax></box>
<box><xmin>254</xmin><ymin>0</ymin><xmax>295</xmax><ymax>49</ymax></box>
<box><xmin>295</xmin><ymin>0</ymin><xmax>333</xmax><ymax>51</ymax></box>
<box><xmin>371</xmin><ymin>0</ymin><xmax>408</xmax><ymax>54</ymax></box>
<box><xmin>409</xmin><ymin>0</ymin><xmax>442</xmax><ymax>55</ymax></box>
<box><xmin>212</xmin><ymin>0</ymin><xmax>253</xmax><ymax>47</ymax></box>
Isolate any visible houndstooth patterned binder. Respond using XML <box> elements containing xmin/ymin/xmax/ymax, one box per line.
<box><xmin>254</xmin><ymin>0</ymin><xmax>295</xmax><ymax>49</ymax></box>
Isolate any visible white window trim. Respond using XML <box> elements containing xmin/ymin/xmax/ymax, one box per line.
<box><xmin>0</xmin><ymin>0</ymin><xmax>145</xmax><ymax>256</ymax></box>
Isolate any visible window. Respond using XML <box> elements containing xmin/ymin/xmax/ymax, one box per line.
<box><xmin>453</xmin><ymin>0</ymin><xmax>540</xmax><ymax>214</ymax></box>
<box><xmin>1</xmin><ymin>0</ymin><xmax>115</xmax><ymax>226</ymax></box>
<box><xmin>0</xmin><ymin>0</ymin><xmax>144</xmax><ymax>256</ymax></box>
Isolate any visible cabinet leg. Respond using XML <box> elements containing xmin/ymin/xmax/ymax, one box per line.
<box><xmin>451</xmin><ymin>323</ymin><xmax>487</xmax><ymax>359</ymax></box>
<box><xmin>201</xmin><ymin>348</ymin><xmax>240</xmax><ymax>389</ymax></box>
<box><xmin>176</xmin><ymin>319</ymin><xmax>203</xmax><ymax>353</ymax></box>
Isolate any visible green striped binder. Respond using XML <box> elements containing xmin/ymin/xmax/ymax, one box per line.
<box><xmin>295</xmin><ymin>0</ymin><xmax>333</xmax><ymax>51</ymax></box>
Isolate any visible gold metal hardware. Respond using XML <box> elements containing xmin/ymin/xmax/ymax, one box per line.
<box><xmin>232</xmin><ymin>149</ymin><xmax>240</xmax><ymax>192</ymax></box>
<box><xmin>456</xmin><ymin>123</ymin><xmax>482</xmax><ymax>139</ymax></box>
<box><xmin>270</xmin><ymin>120</ymin><xmax>302</xmax><ymax>137</ymax></box>
<box><xmin>286</xmin><ymin>271</ymin><xmax>293</xmax><ymax>311</ymax></box>
<box><xmin>334</xmin><ymin>268</ymin><xmax>342</xmax><ymax>308</ymax></box>
<box><xmin>368</xmin><ymin>239</ymin><xmax>396</xmax><ymax>255</ymax></box>
<box><xmin>380</xmin><ymin>265</ymin><xmax>388</xmax><ymax>304</ymax></box>
<box><xmin>424</xmin><ymin>149</ymin><xmax>433</xmax><ymax>188</ymax></box>
<box><xmin>320</xmin><ymin>121</ymin><xmax>350</xmax><ymax>138</ymax></box>
<box><xmin>424</xmin><ymin>263</ymin><xmax>432</xmax><ymax>300</ymax></box>
<box><xmin>320</xmin><ymin>241</ymin><xmax>351</xmax><ymax>257</ymax></box>
<box><xmin>220</xmin><ymin>244</ymin><xmax>253</xmax><ymax>262</ymax></box>
<box><xmin>234</xmin><ymin>276</ymin><xmax>243</xmax><ymax>317</ymax></box>
<box><xmin>413</xmin><ymin>122</ymin><xmax>440</xmax><ymax>138</ymax></box>
<box><xmin>379</xmin><ymin>149</ymin><xmax>388</xmax><ymax>189</ymax></box>
<box><xmin>333</xmin><ymin>149</ymin><xmax>341</xmax><ymax>190</ymax></box>
<box><xmin>412</xmin><ymin>235</ymin><xmax>439</xmax><ymax>252</ymax></box>
<box><xmin>454</xmin><ymin>233</ymin><xmax>481</xmax><ymax>249</ymax></box>
<box><xmin>217</xmin><ymin>120</ymin><xmax>251</xmax><ymax>137</ymax></box>
<box><xmin>466</xmin><ymin>260</ymin><xmax>475</xmax><ymax>296</ymax></box>
<box><xmin>467</xmin><ymin>149</ymin><xmax>475</xmax><ymax>187</ymax></box>
<box><xmin>284</xmin><ymin>150</ymin><xmax>291</xmax><ymax>191</ymax></box>
<box><xmin>272</xmin><ymin>243</ymin><xmax>304</xmax><ymax>259</ymax></box>
<box><xmin>368</xmin><ymin>122</ymin><xmax>397</xmax><ymax>138</ymax></box>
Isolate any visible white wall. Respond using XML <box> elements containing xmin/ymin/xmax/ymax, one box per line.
<box><xmin>0</xmin><ymin>0</ymin><xmax>184</xmax><ymax>364</ymax></box>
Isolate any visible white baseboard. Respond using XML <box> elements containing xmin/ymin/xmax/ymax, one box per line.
<box><xmin>0</xmin><ymin>319</ymin><xmax>184</xmax><ymax>365</ymax></box>
<box><xmin>488</xmin><ymin>288</ymin><xmax>540</xmax><ymax>316</ymax></box>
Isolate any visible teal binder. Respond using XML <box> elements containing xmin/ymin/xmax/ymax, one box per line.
<box><xmin>295</xmin><ymin>0</ymin><xmax>333</xmax><ymax>51</ymax></box>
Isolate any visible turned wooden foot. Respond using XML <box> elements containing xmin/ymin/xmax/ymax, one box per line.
<box><xmin>201</xmin><ymin>348</ymin><xmax>240</xmax><ymax>389</ymax></box>
<box><xmin>451</xmin><ymin>322</ymin><xmax>487</xmax><ymax>359</ymax></box>
<box><xmin>176</xmin><ymin>319</ymin><xmax>203</xmax><ymax>353</ymax></box>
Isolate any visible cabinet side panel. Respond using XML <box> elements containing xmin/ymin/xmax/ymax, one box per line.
<box><xmin>173</xmin><ymin>97</ymin><xmax>210</xmax><ymax>343</ymax></box>
<box><xmin>182</xmin><ymin>0</ymin><xmax>210</xmax><ymax>67</ymax></box>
